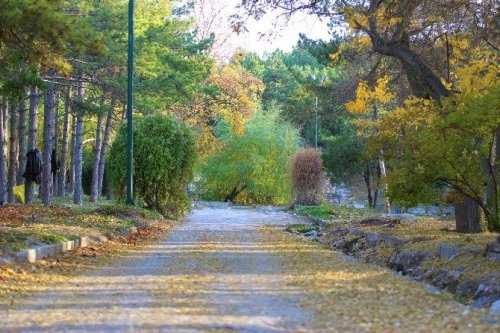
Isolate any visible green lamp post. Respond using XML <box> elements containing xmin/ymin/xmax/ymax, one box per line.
<box><xmin>126</xmin><ymin>0</ymin><xmax>134</xmax><ymax>205</ymax></box>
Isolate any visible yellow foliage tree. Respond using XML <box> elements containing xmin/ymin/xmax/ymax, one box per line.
<box><xmin>172</xmin><ymin>61</ymin><xmax>264</xmax><ymax>156</ymax></box>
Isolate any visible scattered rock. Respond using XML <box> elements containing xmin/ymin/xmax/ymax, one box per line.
<box><xmin>487</xmin><ymin>252</ymin><xmax>500</xmax><ymax>262</ymax></box>
<box><xmin>425</xmin><ymin>284</ymin><xmax>442</xmax><ymax>294</ymax></box>
<box><xmin>365</xmin><ymin>232</ymin><xmax>381</xmax><ymax>246</ymax></box>
<box><xmin>383</xmin><ymin>235</ymin><xmax>408</xmax><ymax>246</ymax></box>
<box><xmin>456</xmin><ymin>280</ymin><xmax>479</xmax><ymax>298</ymax></box>
<box><xmin>337</xmin><ymin>236</ymin><xmax>365</xmax><ymax>254</ymax></box>
<box><xmin>313</xmin><ymin>220</ymin><xmax>498</xmax><ymax>310</ymax></box>
<box><xmin>388</xmin><ymin>250</ymin><xmax>431</xmax><ymax>275</ymax></box>
<box><xmin>89</xmin><ymin>235</ymin><xmax>108</xmax><ymax>243</ymax></box>
<box><xmin>356</xmin><ymin>217</ymin><xmax>401</xmax><ymax>226</ymax></box>
<box><xmin>490</xmin><ymin>299</ymin><xmax>500</xmax><ymax>315</ymax></box>
<box><xmin>472</xmin><ymin>296</ymin><xmax>498</xmax><ymax>308</ymax></box>
<box><xmin>436</xmin><ymin>245</ymin><xmax>479</xmax><ymax>260</ymax></box>
<box><xmin>383</xmin><ymin>213</ymin><xmax>418</xmax><ymax>221</ymax></box>
<box><xmin>347</xmin><ymin>226</ymin><xmax>362</xmax><ymax>235</ymax></box>
<box><xmin>437</xmin><ymin>245</ymin><xmax>462</xmax><ymax>260</ymax></box>
<box><xmin>486</xmin><ymin>242</ymin><xmax>500</xmax><ymax>262</ymax></box>
<box><xmin>303</xmin><ymin>230</ymin><xmax>318</xmax><ymax>238</ymax></box>
<box><xmin>0</xmin><ymin>257</ymin><xmax>12</xmax><ymax>266</ymax></box>
<box><xmin>487</xmin><ymin>243</ymin><xmax>500</xmax><ymax>253</ymax></box>
<box><xmin>473</xmin><ymin>275</ymin><xmax>500</xmax><ymax>300</ymax></box>
<box><xmin>410</xmin><ymin>236</ymin><xmax>433</xmax><ymax>243</ymax></box>
<box><xmin>426</xmin><ymin>269</ymin><xmax>462</xmax><ymax>292</ymax></box>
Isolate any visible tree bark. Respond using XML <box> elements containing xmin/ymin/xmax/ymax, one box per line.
<box><xmin>97</xmin><ymin>96</ymin><xmax>115</xmax><ymax>200</ymax></box>
<box><xmin>363</xmin><ymin>165</ymin><xmax>373</xmax><ymax>208</ymax></box>
<box><xmin>89</xmin><ymin>93</ymin><xmax>105</xmax><ymax>202</ymax></box>
<box><xmin>379</xmin><ymin>159</ymin><xmax>390</xmax><ymax>213</ymax></box>
<box><xmin>68</xmin><ymin>113</ymin><xmax>76</xmax><ymax>195</ymax></box>
<box><xmin>17</xmin><ymin>90</ymin><xmax>27</xmax><ymax>185</ymax></box>
<box><xmin>224</xmin><ymin>184</ymin><xmax>247</xmax><ymax>202</ymax></box>
<box><xmin>454</xmin><ymin>196</ymin><xmax>481</xmax><ymax>233</ymax></box>
<box><xmin>40</xmin><ymin>74</ymin><xmax>56</xmax><ymax>205</ymax></box>
<box><xmin>25</xmin><ymin>86</ymin><xmax>39</xmax><ymax>204</ymax></box>
<box><xmin>58</xmin><ymin>87</ymin><xmax>71</xmax><ymax>196</ymax></box>
<box><xmin>368</xmin><ymin>33</ymin><xmax>450</xmax><ymax>102</ymax></box>
<box><xmin>7</xmin><ymin>101</ymin><xmax>19</xmax><ymax>203</ymax></box>
<box><xmin>0</xmin><ymin>99</ymin><xmax>8</xmax><ymax>204</ymax></box>
<box><xmin>74</xmin><ymin>78</ymin><xmax>84</xmax><ymax>205</ymax></box>
<box><xmin>482</xmin><ymin>129</ymin><xmax>500</xmax><ymax>231</ymax></box>
<box><xmin>52</xmin><ymin>93</ymin><xmax>60</xmax><ymax>196</ymax></box>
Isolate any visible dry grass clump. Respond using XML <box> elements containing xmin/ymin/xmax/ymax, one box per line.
<box><xmin>291</xmin><ymin>148</ymin><xmax>325</xmax><ymax>206</ymax></box>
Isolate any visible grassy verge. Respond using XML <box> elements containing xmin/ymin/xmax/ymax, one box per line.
<box><xmin>0</xmin><ymin>196</ymin><xmax>164</xmax><ymax>255</ymax></box>
<box><xmin>294</xmin><ymin>203</ymin><xmax>497</xmax><ymax>250</ymax></box>
<box><xmin>293</xmin><ymin>203</ymin><xmax>376</xmax><ymax>223</ymax></box>
<box><xmin>358</xmin><ymin>216</ymin><xmax>497</xmax><ymax>250</ymax></box>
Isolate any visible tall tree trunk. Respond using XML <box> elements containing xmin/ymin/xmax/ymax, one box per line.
<box><xmin>68</xmin><ymin>113</ymin><xmax>76</xmax><ymax>195</ymax></box>
<box><xmin>52</xmin><ymin>93</ymin><xmax>60</xmax><ymax>196</ymax></box>
<box><xmin>363</xmin><ymin>165</ymin><xmax>372</xmax><ymax>208</ymax></box>
<box><xmin>40</xmin><ymin>74</ymin><xmax>56</xmax><ymax>205</ymax></box>
<box><xmin>58</xmin><ymin>87</ymin><xmax>71</xmax><ymax>197</ymax></box>
<box><xmin>363</xmin><ymin>165</ymin><xmax>373</xmax><ymax>208</ymax></box>
<box><xmin>25</xmin><ymin>86</ymin><xmax>39</xmax><ymax>204</ymax></box>
<box><xmin>0</xmin><ymin>99</ymin><xmax>8</xmax><ymax>204</ymax></box>
<box><xmin>454</xmin><ymin>196</ymin><xmax>482</xmax><ymax>233</ymax></box>
<box><xmin>90</xmin><ymin>93</ymin><xmax>105</xmax><ymax>203</ymax></box>
<box><xmin>97</xmin><ymin>96</ymin><xmax>115</xmax><ymax>200</ymax></box>
<box><xmin>7</xmin><ymin>101</ymin><xmax>19</xmax><ymax>203</ymax></box>
<box><xmin>17</xmin><ymin>90</ymin><xmax>27</xmax><ymax>185</ymax></box>
<box><xmin>481</xmin><ymin>129</ymin><xmax>500</xmax><ymax>231</ymax></box>
<box><xmin>74</xmin><ymin>78</ymin><xmax>84</xmax><ymax>205</ymax></box>
<box><xmin>379</xmin><ymin>158</ymin><xmax>390</xmax><ymax>213</ymax></box>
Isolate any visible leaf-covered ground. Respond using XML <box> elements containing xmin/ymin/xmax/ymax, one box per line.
<box><xmin>0</xmin><ymin>221</ymin><xmax>173</xmax><ymax>307</ymax></box>
<box><xmin>295</xmin><ymin>204</ymin><xmax>497</xmax><ymax>251</ymax></box>
<box><xmin>0</xmin><ymin>198</ymin><xmax>162</xmax><ymax>253</ymax></box>
<box><xmin>1</xmin><ymin>207</ymin><xmax>498</xmax><ymax>332</ymax></box>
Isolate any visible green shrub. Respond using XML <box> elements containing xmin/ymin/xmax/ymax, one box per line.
<box><xmin>108</xmin><ymin>114</ymin><xmax>196</xmax><ymax>218</ymax></box>
<box><xmin>198</xmin><ymin>109</ymin><xmax>300</xmax><ymax>204</ymax></box>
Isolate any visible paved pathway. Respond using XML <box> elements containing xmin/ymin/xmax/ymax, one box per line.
<box><xmin>0</xmin><ymin>207</ymin><xmax>498</xmax><ymax>332</ymax></box>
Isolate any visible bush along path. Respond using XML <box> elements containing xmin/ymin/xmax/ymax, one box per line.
<box><xmin>0</xmin><ymin>207</ymin><xmax>498</xmax><ymax>332</ymax></box>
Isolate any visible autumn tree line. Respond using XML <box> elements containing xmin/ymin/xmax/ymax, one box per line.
<box><xmin>0</xmin><ymin>0</ymin><xmax>498</xmax><ymax>233</ymax></box>
<box><xmin>0</xmin><ymin>0</ymin><xmax>254</xmax><ymax>207</ymax></box>
<box><xmin>232</xmin><ymin>0</ymin><xmax>499</xmax><ymax>232</ymax></box>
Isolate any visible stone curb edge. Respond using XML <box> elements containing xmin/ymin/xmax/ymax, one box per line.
<box><xmin>1</xmin><ymin>224</ymin><xmax>147</xmax><ymax>265</ymax></box>
<box><xmin>9</xmin><ymin>235</ymin><xmax>104</xmax><ymax>264</ymax></box>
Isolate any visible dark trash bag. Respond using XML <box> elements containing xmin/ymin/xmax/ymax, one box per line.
<box><xmin>51</xmin><ymin>149</ymin><xmax>59</xmax><ymax>175</ymax></box>
<box><xmin>22</xmin><ymin>149</ymin><xmax>43</xmax><ymax>184</ymax></box>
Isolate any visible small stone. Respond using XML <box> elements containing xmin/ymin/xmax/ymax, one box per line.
<box><xmin>425</xmin><ymin>284</ymin><xmax>442</xmax><ymax>294</ymax></box>
<box><xmin>472</xmin><ymin>296</ymin><xmax>497</xmax><ymax>308</ymax></box>
<box><xmin>456</xmin><ymin>280</ymin><xmax>478</xmax><ymax>298</ymax></box>
<box><xmin>490</xmin><ymin>300</ymin><xmax>500</xmax><ymax>315</ymax></box>
<box><xmin>0</xmin><ymin>257</ymin><xmax>12</xmax><ymax>266</ymax></box>
<box><xmin>303</xmin><ymin>230</ymin><xmax>317</xmax><ymax>238</ymax></box>
<box><xmin>437</xmin><ymin>245</ymin><xmax>462</xmax><ymax>260</ymax></box>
